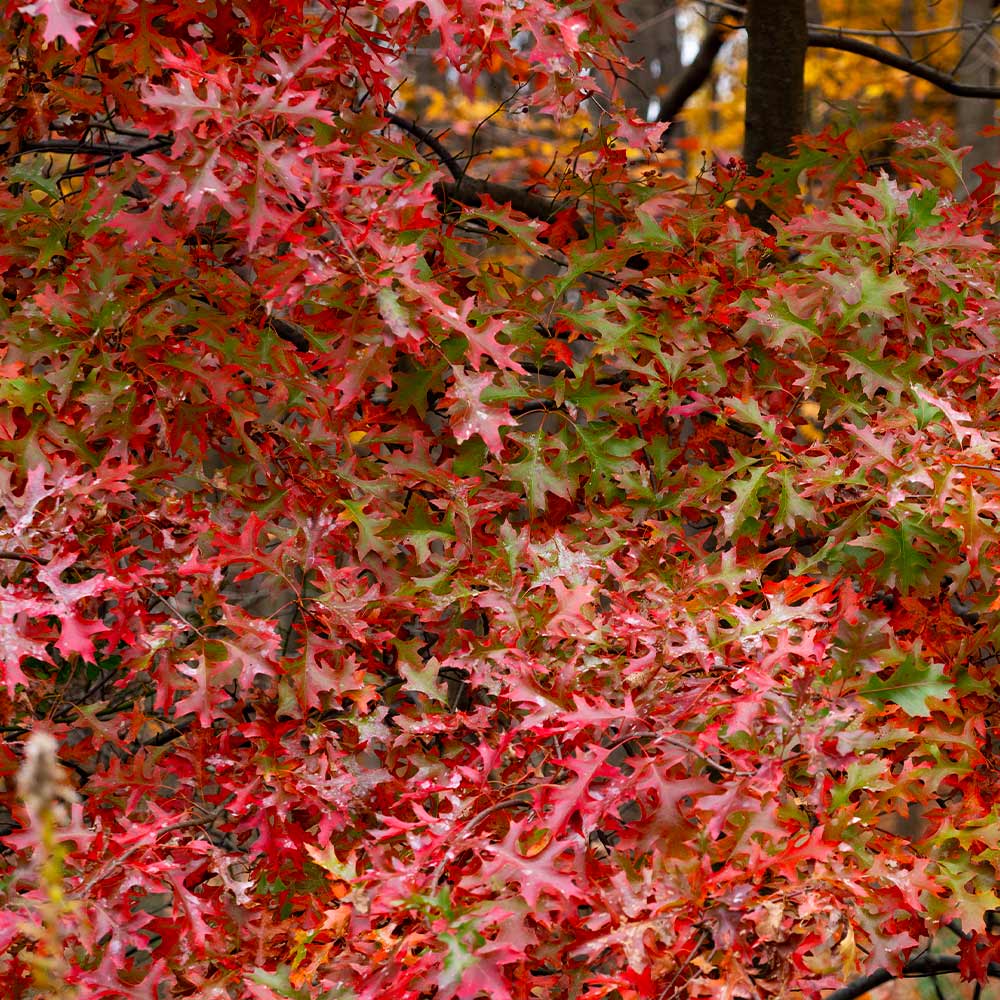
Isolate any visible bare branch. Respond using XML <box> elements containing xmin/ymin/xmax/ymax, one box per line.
<box><xmin>703</xmin><ymin>2</ymin><xmax>1000</xmax><ymax>99</ymax></box>
<box><xmin>75</xmin><ymin>797</ymin><xmax>234</xmax><ymax>898</ymax></box>
<box><xmin>266</xmin><ymin>315</ymin><xmax>311</xmax><ymax>352</ymax></box>
<box><xmin>13</xmin><ymin>139</ymin><xmax>132</xmax><ymax>157</ymax></box>
<box><xmin>834</xmin><ymin>19</ymin><xmax>997</xmax><ymax>39</ymax></box>
<box><xmin>808</xmin><ymin>30</ymin><xmax>1000</xmax><ymax>98</ymax></box>
<box><xmin>709</xmin><ymin>0</ymin><xmax>997</xmax><ymax>38</ymax></box>
<box><xmin>6</xmin><ymin>136</ymin><xmax>174</xmax><ymax>176</ymax></box>
<box><xmin>826</xmin><ymin>953</ymin><xmax>1000</xmax><ymax>1000</ymax></box>
<box><xmin>949</xmin><ymin>15</ymin><xmax>995</xmax><ymax>77</ymax></box>
<box><xmin>825</xmin><ymin>968</ymin><xmax>896</xmax><ymax>1000</ymax></box>
<box><xmin>0</xmin><ymin>551</ymin><xmax>50</xmax><ymax>565</ymax></box>
<box><xmin>434</xmin><ymin>175</ymin><xmax>582</xmax><ymax>232</ymax></box>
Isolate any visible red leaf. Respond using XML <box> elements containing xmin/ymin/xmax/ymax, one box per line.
<box><xmin>538</xmin><ymin>208</ymin><xmax>583</xmax><ymax>250</ymax></box>
<box><xmin>959</xmin><ymin>932</ymin><xmax>1000</xmax><ymax>985</ymax></box>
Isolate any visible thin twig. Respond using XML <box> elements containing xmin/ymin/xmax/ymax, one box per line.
<box><xmin>698</xmin><ymin>3</ymin><xmax>1000</xmax><ymax>100</ymax></box>
<box><xmin>612</xmin><ymin>728</ymin><xmax>752</xmax><ymax>776</ymax></box>
<box><xmin>430</xmin><ymin>794</ymin><xmax>532</xmax><ymax>885</ymax></box>
<box><xmin>462</xmin><ymin>80</ymin><xmax>530</xmax><ymax>185</ymax></box>
<box><xmin>7</xmin><ymin>135</ymin><xmax>174</xmax><ymax>171</ymax></box>
<box><xmin>949</xmin><ymin>17</ymin><xmax>996</xmax><ymax>77</ymax></box>
<box><xmin>657</xmin><ymin>927</ymin><xmax>708</xmax><ymax>1000</ymax></box>
<box><xmin>11</xmin><ymin>139</ymin><xmax>130</xmax><ymax>157</ymax></box>
<box><xmin>0</xmin><ymin>551</ymin><xmax>50</xmax><ymax>565</ymax></box>
<box><xmin>826</xmin><ymin>954</ymin><xmax>1000</xmax><ymax>1000</ymax></box>
<box><xmin>658</xmin><ymin>16</ymin><xmax>738</xmax><ymax>127</ymax></box>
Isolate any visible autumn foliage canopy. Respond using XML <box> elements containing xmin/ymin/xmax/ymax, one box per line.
<box><xmin>4</xmin><ymin>1</ymin><xmax>1000</xmax><ymax>998</ymax></box>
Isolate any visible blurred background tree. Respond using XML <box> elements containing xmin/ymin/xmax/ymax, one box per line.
<box><xmin>392</xmin><ymin>1</ymin><xmax>1000</xmax><ymax>191</ymax></box>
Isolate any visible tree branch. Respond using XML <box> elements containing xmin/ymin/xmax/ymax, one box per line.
<box><xmin>0</xmin><ymin>551</ymin><xmax>50</xmax><ymax>565</ymax></box>
<box><xmin>266</xmin><ymin>314</ymin><xmax>311</xmax><ymax>352</ymax></box>
<box><xmin>827</xmin><ymin>953</ymin><xmax>1000</xmax><ymax>1000</ymax></box>
<box><xmin>807</xmin><ymin>31</ymin><xmax>1000</xmax><ymax>99</ymax></box>
<box><xmin>385</xmin><ymin>113</ymin><xmax>588</xmax><ymax>231</ymax></box>
<box><xmin>7</xmin><ymin>136</ymin><xmax>174</xmax><ymax>177</ymax></box>
<box><xmin>75</xmin><ymin>796</ymin><xmax>233</xmax><ymax>898</ymax></box>
<box><xmin>387</xmin><ymin>113</ymin><xmax>465</xmax><ymax>182</ymax></box>
<box><xmin>709</xmin><ymin>0</ymin><xmax>997</xmax><ymax>38</ymax></box>
<box><xmin>826</xmin><ymin>967</ymin><xmax>897</xmax><ymax>1000</ymax></box>
<box><xmin>434</xmin><ymin>174</ymin><xmax>583</xmax><ymax>232</ymax></box>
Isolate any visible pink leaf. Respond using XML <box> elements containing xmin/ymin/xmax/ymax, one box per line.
<box><xmin>445</xmin><ymin>368</ymin><xmax>518</xmax><ymax>456</ymax></box>
<box><xmin>19</xmin><ymin>0</ymin><xmax>93</xmax><ymax>47</ymax></box>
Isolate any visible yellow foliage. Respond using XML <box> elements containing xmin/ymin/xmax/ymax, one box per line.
<box><xmin>807</xmin><ymin>0</ymin><xmax>965</xmax><ymax>123</ymax></box>
<box><xmin>797</xmin><ymin>401</ymin><xmax>824</xmax><ymax>444</ymax></box>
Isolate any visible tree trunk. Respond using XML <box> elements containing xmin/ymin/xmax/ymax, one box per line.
<box><xmin>742</xmin><ymin>0</ymin><xmax>808</xmax><ymax>171</ymax></box>
<box><xmin>956</xmin><ymin>0</ymin><xmax>1000</xmax><ymax>192</ymax></box>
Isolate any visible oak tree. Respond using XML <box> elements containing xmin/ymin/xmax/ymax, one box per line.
<box><xmin>2</xmin><ymin>2</ymin><xmax>1000</xmax><ymax>999</ymax></box>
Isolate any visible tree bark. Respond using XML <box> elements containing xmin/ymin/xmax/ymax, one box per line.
<box><xmin>956</xmin><ymin>0</ymin><xmax>1000</xmax><ymax>191</ymax></box>
<box><xmin>742</xmin><ymin>0</ymin><xmax>808</xmax><ymax>170</ymax></box>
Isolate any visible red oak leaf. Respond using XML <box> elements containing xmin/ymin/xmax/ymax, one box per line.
<box><xmin>445</xmin><ymin>367</ymin><xmax>518</xmax><ymax>455</ymax></box>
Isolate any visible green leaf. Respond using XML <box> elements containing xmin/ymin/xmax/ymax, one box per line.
<box><xmin>844</xmin><ymin>349</ymin><xmax>905</xmax><ymax>400</ymax></box>
<box><xmin>572</xmin><ymin>422</ymin><xmax>642</xmax><ymax>501</ymax></box>
<box><xmin>339</xmin><ymin>498</ymin><xmax>390</xmax><ymax>558</ymax></box>
<box><xmin>558</xmin><ymin>300</ymin><xmax>642</xmax><ymax>355</ymax></box>
<box><xmin>9</xmin><ymin>158</ymin><xmax>64</xmax><ymax>200</ymax></box>
<box><xmin>773</xmin><ymin>467</ymin><xmax>817</xmax><ymax>529</ymax></box>
<box><xmin>453</xmin><ymin>436</ymin><xmax>488</xmax><ymax>478</ymax></box>
<box><xmin>0</xmin><ymin>375</ymin><xmax>51</xmax><ymax>412</ymax></box>
<box><xmin>565</xmin><ymin>371</ymin><xmax>627</xmax><ymax>419</ymax></box>
<box><xmin>826</xmin><ymin>265</ymin><xmax>907</xmax><ymax>325</ymax></box>
<box><xmin>723</xmin><ymin>397</ymin><xmax>779</xmax><ymax>444</ymax></box>
<box><xmin>861</xmin><ymin>646</ymin><xmax>952</xmax><ymax>717</ymax></box>
<box><xmin>899</xmin><ymin>186</ymin><xmax>942</xmax><ymax>240</ymax></box>
<box><xmin>749</xmin><ymin>294</ymin><xmax>820</xmax><ymax>349</ymax></box>
<box><xmin>856</xmin><ymin>521</ymin><xmax>931</xmax><ymax>592</ymax></box>
<box><xmin>383</xmin><ymin>494</ymin><xmax>455</xmax><ymax>564</ymax></box>
<box><xmin>912</xmin><ymin>390</ymin><xmax>943</xmax><ymax>430</ymax></box>
<box><xmin>250</xmin><ymin>967</ymin><xmax>314</xmax><ymax>1000</ymax></box>
<box><xmin>719</xmin><ymin>464</ymin><xmax>768</xmax><ymax>538</ymax></box>
<box><xmin>394</xmin><ymin>637</ymin><xmax>447</xmax><ymax>704</ymax></box>
<box><xmin>505</xmin><ymin>430</ymin><xmax>575</xmax><ymax>512</ymax></box>
<box><xmin>376</xmin><ymin>285</ymin><xmax>414</xmax><ymax>342</ymax></box>
<box><xmin>830</xmin><ymin>759</ymin><xmax>892</xmax><ymax>810</ymax></box>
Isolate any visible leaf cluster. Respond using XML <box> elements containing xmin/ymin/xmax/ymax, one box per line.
<box><xmin>1</xmin><ymin>3</ymin><xmax>1000</xmax><ymax>999</ymax></box>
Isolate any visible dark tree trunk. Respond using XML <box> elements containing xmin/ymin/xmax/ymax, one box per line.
<box><xmin>742</xmin><ymin>0</ymin><xmax>808</xmax><ymax>171</ymax></box>
<box><xmin>957</xmin><ymin>0</ymin><xmax>1000</xmax><ymax>191</ymax></box>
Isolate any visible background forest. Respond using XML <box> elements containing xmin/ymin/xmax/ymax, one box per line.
<box><xmin>400</xmin><ymin>1</ymin><xmax>1000</xmax><ymax>184</ymax></box>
